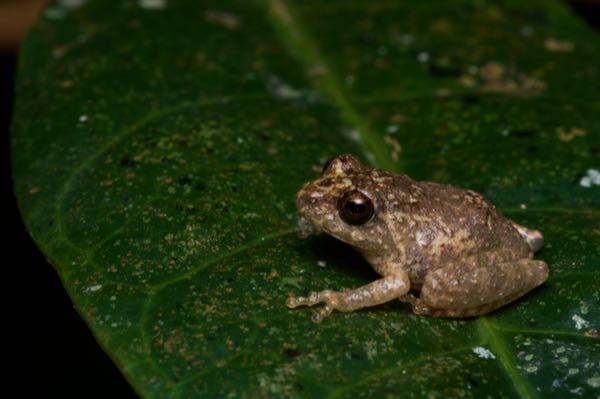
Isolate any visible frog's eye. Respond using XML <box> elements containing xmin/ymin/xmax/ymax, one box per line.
<box><xmin>337</xmin><ymin>190</ymin><xmax>375</xmax><ymax>225</ymax></box>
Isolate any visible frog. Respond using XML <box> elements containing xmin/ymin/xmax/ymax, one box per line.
<box><xmin>287</xmin><ymin>154</ymin><xmax>548</xmax><ymax>323</ymax></box>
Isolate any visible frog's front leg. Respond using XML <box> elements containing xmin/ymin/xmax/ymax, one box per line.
<box><xmin>409</xmin><ymin>258</ymin><xmax>548</xmax><ymax>318</ymax></box>
<box><xmin>286</xmin><ymin>269</ymin><xmax>410</xmax><ymax>322</ymax></box>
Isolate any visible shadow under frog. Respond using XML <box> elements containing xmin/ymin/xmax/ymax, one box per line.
<box><xmin>287</xmin><ymin>155</ymin><xmax>548</xmax><ymax>323</ymax></box>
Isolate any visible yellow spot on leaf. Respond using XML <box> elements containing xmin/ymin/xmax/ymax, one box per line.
<box><xmin>556</xmin><ymin>127</ymin><xmax>586</xmax><ymax>142</ymax></box>
<box><xmin>544</xmin><ymin>38</ymin><xmax>575</xmax><ymax>53</ymax></box>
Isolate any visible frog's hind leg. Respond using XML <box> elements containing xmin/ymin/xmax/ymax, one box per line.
<box><xmin>512</xmin><ymin>222</ymin><xmax>544</xmax><ymax>252</ymax></box>
<box><xmin>407</xmin><ymin>259</ymin><xmax>548</xmax><ymax>318</ymax></box>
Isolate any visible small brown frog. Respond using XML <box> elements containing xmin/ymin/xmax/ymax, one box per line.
<box><xmin>287</xmin><ymin>154</ymin><xmax>548</xmax><ymax>322</ymax></box>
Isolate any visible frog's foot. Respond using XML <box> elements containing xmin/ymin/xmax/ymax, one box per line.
<box><xmin>287</xmin><ymin>271</ymin><xmax>411</xmax><ymax>323</ymax></box>
<box><xmin>512</xmin><ymin>222</ymin><xmax>544</xmax><ymax>252</ymax></box>
<box><xmin>411</xmin><ymin>259</ymin><xmax>548</xmax><ymax>318</ymax></box>
<box><xmin>286</xmin><ymin>290</ymin><xmax>339</xmax><ymax>323</ymax></box>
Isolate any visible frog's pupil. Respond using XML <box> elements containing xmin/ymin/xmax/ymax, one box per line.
<box><xmin>346</xmin><ymin>201</ymin><xmax>366</xmax><ymax>214</ymax></box>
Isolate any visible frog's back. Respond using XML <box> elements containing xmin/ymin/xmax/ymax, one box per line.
<box><xmin>386</xmin><ymin>176</ymin><xmax>530</xmax><ymax>282</ymax></box>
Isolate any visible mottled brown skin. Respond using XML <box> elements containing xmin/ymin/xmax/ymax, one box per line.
<box><xmin>288</xmin><ymin>155</ymin><xmax>548</xmax><ymax>322</ymax></box>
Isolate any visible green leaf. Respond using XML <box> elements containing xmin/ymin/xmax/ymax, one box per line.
<box><xmin>13</xmin><ymin>0</ymin><xmax>600</xmax><ymax>397</ymax></box>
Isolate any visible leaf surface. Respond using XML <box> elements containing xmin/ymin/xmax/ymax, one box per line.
<box><xmin>12</xmin><ymin>0</ymin><xmax>600</xmax><ymax>397</ymax></box>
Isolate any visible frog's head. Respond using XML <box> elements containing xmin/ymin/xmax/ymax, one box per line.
<box><xmin>296</xmin><ymin>154</ymin><xmax>394</xmax><ymax>252</ymax></box>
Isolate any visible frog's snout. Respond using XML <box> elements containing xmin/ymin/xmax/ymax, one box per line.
<box><xmin>296</xmin><ymin>181</ymin><xmax>331</xmax><ymax>237</ymax></box>
<box><xmin>297</xmin><ymin>214</ymin><xmax>319</xmax><ymax>238</ymax></box>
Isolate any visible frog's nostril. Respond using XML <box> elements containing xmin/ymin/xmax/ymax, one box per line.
<box><xmin>296</xmin><ymin>191</ymin><xmax>312</xmax><ymax>209</ymax></box>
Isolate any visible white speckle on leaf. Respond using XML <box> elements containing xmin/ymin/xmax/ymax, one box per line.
<box><xmin>345</xmin><ymin>128</ymin><xmax>361</xmax><ymax>142</ymax></box>
<box><xmin>569</xmin><ymin>387</ymin><xmax>584</xmax><ymax>395</ymax></box>
<box><xmin>386</xmin><ymin>124</ymin><xmax>399</xmax><ymax>134</ymax></box>
<box><xmin>45</xmin><ymin>7</ymin><xmax>66</xmax><ymax>19</ymax></box>
<box><xmin>139</xmin><ymin>0</ymin><xmax>166</xmax><ymax>10</ymax></box>
<box><xmin>364</xmin><ymin>340</ymin><xmax>378</xmax><ymax>360</ymax></box>
<box><xmin>586</xmin><ymin>376</ymin><xmax>600</xmax><ymax>387</ymax></box>
<box><xmin>572</xmin><ymin>314</ymin><xmax>589</xmax><ymax>330</ymax></box>
<box><xmin>552</xmin><ymin>379</ymin><xmax>562</xmax><ymax>388</ymax></box>
<box><xmin>267</xmin><ymin>77</ymin><xmax>303</xmax><ymax>100</ymax></box>
<box><xmin>58</xmin><ymin>0</ymin><xmax>87</xmax><ymax>9</ymax></box>
<box><xmin>525</xmin><ymin>365</ymin><xmax>538</xmax><ymax>373</ymax></box>
<box><xmin>417</xmin><ymin>51</ymin><xmax>430</xmax><ymax>63</ymax></box>
<box><xmin>204</xmin><ymin>10</ymin><xmax>240</xmax><ymax>29</ymax></box>
<box><xmin>317</xmin><ymin>260</ymin><xmax>327</xmax><ymax>268</ymax></box>
<box><xmin>85</xmin><ymin>284</ymin><xmax>102</xmax><ymax>293</ymax></box>
<box><xmin>472</xmin><ymin>346</ymin><xmax>496</xmax><ymax>359</ymax></box>
<box><xmin>579</xmin><ymin>169</ymin><xmax>600</xmax><ymax>188</ymax></box>
<box><xmin>79</xmin><ymin>114</ymin><xmax>88</xmax><ymax>123</ymax></box>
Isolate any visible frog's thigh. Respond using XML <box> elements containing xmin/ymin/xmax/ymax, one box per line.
<box><xmin>416</xmin><ymin>259</ymin><xmax>548</xmax><ymax>317</ymax></box>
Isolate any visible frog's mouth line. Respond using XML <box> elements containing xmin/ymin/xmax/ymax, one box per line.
<box><xmin>297</xmin><ymin>215</ymin><xmax>320</xmax><ymax>238</ymax></box>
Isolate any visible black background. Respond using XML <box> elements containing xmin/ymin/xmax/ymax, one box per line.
<box><xmin>3</xmin><ymin>3</ymin><xmax>598</xmax><ymax>398</ymax></box>
<box><xmin>2</xmin><ymin>53</ymin><xmax>137</xmax><ymax>397</ymax></box>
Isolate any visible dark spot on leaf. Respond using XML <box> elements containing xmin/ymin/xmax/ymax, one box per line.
<box><xmin>285</xmin><ymin>347</ymin><xmax>301</xmax><ymax>359</ymax></box>
<box><xmin>511</xmin><ymin>127</ymin><xmax>537</xmax><ymax>138</ymax></box>
<box><xmin>195</xmin><ymin>182</ymin><xmax>206</xmax><ymax>191</ymax></box>
<box><xmin>120</xmin><ymin>157</ymin><xmax>138</xmax><ymax>167</ymax></box>
<box><xmin>351</xmin><ymin>352</ymin><xmax>362</xmax><ymax>360</ymax></box>
<box><xmin>294</xmin><ymin>382</ymin><xmax>304</xmax><ymax>391</ymax></box>
<box><xmin>178</xmin><ymin>176</ymin><xmax>192</xmax><ymax>185</ymax></box>
<box><xmin>466</xmin><ymin>375</ymin><xmax>479</xmax><ymax>387</ymax></box>
<box><xmin>205</xmin><ymin>335</ymin><xmax>216</xmax><ymax>341</ymax></box>
<box><xmin>428</xmin><ymin>58</ymin><xmax>461</xmax><ymax>78</ymax></box>
<box><xmin>226</xmin><ymin>277</ymin><xmax>234</xmax><ymax>283</ymax></box>
<box><xmin>461</xmin><ymin>94</ymin><xmax>479</xmax><ymax>105</ymax></box>
<box><xmin>527</xmin><ymin>144</ymin><xmax>538</xmax><ymax>153</ymax></box>
<box><xmin>356</xmin><ymin>32</ymin><xmax>377</xmax><ymax>46</ymax></box>
<box><xmin>143</xmin><ymin>138</ymin><xmax>157</xmax><ymax>148</ymax></box>
<box><xmin>589</xmin><ymin>146</ymin><xmax>599</xmax><ymax>156</ymax></box>
<box><xmin>505</xmin><ymin>7</ymin><xmax>548</xmax><ymax>24</ymax></box>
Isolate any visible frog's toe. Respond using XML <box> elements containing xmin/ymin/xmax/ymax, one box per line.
<box><xmin>286</xmin><ymin>289</ymin><xmax>335</xmax><ymax>308</ymax></box>
<box><xmin>311</xmin><ymin>305</ymin><xmax>334</xmax><ymax>323</ymax></box>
